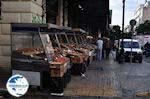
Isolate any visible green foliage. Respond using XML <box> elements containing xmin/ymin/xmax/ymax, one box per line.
<box><xmin>109</xmin><ymin>25</ymin><xmax>132</xmax><ymax>40</ymax></box>
<box><xmin>109</xmin><ymin>25</ymin><xmax>121</xmax><ymax>40</ymax></box>
<box><xmin>136</xmin><ymin>20</ymin><xmax>150</xmax><ymax>34</ymax></box>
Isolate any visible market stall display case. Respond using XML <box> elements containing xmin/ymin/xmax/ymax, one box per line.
<box><xmin>63</xmin><ymin>30</ymin><xmax>89</xmax><ymax>75</ymax></box>
<box><xmin>11</xmin><ymin>23</ymin><xmax>71</xmax><ymax>95</ymax></box>
<box><xmin>73</xmin><ymin>28</ymin><xmax>97</xmax><ymax>65</ymax></box>
<box><xmin>47</xmin><ymin>29</ymin><xmax>87</xmax><ymax>75</ymax></box>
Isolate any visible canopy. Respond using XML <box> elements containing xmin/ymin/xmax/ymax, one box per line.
<box><xmin>11</xmin><ymin>23</ymin><xmax>72</xmax><ymax>34</ymax></box>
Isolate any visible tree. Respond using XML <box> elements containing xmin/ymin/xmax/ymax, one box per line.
<box><xmin>109</xmin><ymin>25</ymin><xmax>121</xmax><ymax>40</ymax></box>
<box><xmin>136</xmin><ymin>20</ymin><xmax>150</xmax><ymax>34</ymax></box>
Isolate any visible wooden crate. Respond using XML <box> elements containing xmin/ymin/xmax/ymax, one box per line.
<box><xmin>71</xmin><ymin>56</ymin><xmax>84</xmax><ymax>63</ymax></box>
<box><xmin>50</xmin><ymin>62</ymin><xmax>68</xmax><ymax>77</ymax></box>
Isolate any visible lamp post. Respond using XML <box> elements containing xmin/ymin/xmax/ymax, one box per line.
<box><xmin>129</xmin><ymin>19</ymin><xmax>137</xmax><ymax>64</ymax></box>
<box><xmin>122</xmin><ymin>0</ymin><xmax>125</xmax><ymax>33</ymax></box>
<box><xmin>120</xmin><ymin>0</ymin><xmax>126</xmax><ymax>63</ymax></box>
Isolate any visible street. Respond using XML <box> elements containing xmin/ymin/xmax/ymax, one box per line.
<box><xmin>116</xmin><ymin>56</ymin><xmax>150</xmax><ymax>97</ymax></box>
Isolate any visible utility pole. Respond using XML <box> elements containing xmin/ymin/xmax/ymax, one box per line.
<box><xmin>129</xmin><ymin>19</ymin><xmax>137</xmax><ymax>64</ymax></box>
<box><xmin>120</xmin><ymin>0</ymin><xmax>126</xmax><ymax>63</ymax></box>
<box><xmin>56</xmin><ymin>0</ymin><xmax>63</xmax><ymax>26</ymax></box>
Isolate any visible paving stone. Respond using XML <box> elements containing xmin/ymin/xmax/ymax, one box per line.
<box><xmin>63</xmin><ymin>60</ymin><xmax>117</xmax><ymax>97</ymax></box>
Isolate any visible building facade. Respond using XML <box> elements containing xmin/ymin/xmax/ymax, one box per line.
<box><xmin>0</xmin><ymin>0</ymin><xmax>46</xmax><ymax>72</ymax></box>
<box><xmin>0</xmin><ymin>0</ymin><xmax>109</xmax><ymax>73</ymax></box>
<box><xmin>134</xmin><ymin>1</ymin><xmax>150</xmax><ymax>26</ymax></box>
<box><xmin>124</xmin><ymin>25</ymin><xmax>131</xmax><ymax>33</ymax></box>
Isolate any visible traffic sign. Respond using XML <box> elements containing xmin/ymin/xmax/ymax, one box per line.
<box><xmin>130</xmin><ymin>19</ymin><xmax>136</xmax><ymax>26</ymax></box>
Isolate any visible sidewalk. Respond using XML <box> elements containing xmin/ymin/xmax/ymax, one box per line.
<box><xmin>1</xmin><ymin>55</ymin><xmax>150</xmax><ymax>98</ymax></box>
<box><xmin>0</xmin><ymin>56</ymin><xmax>119</xmax><ymax>98</ymax></box>
<box><xmin>64</xmin><ymin>57</ymin><xmax>119</xmax><ymax>96</ymax></box>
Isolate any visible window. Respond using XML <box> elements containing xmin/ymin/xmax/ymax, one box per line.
<box><xmin>123</xmin><ymin>41</ymin><xmax>140</xmax><ymax>48</ymax></box>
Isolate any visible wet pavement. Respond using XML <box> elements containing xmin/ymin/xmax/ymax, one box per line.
<box><xmin>64</xmin><ymin>53</ymin><xmax>150</xmax><ymax>97</ymax></box>
<box><xmin>63</xmin><ymin>60</ymin><xmax>117</xmax><ymax>97</ymax></box>
<box><xmin>1</xmin><ymin>54</ymin><xmax>150</xmax><ymax>98</ymax></box>
<box><xmin>115</xmin><ymin>58</ymin><xmax>150</xmax><ymax>97</ymax></box>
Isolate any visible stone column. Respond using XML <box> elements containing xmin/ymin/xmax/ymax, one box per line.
<box><xmin>56</xmin><ymin>0</ymin><xmax>63</xmax><ymax>26</ymax></box>
<box><xmin>64</xmin><ymin>0</ymin><xmax>68</xmax><ymax>27</ymax></box>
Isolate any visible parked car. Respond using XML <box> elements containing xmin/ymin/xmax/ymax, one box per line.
<box><xmin>116</xmin><ymin>39</ymin><xmax>143</xmax><ymax>63</ymax></box>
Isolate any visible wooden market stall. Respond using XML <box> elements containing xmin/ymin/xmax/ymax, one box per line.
<box><xmin>73</xmin><ymin>28</ymin><xmax>97</xmax><ymax>65</ymax></box>
<box><xmin>47</xmin><ymin>27</ymin><xmax>88</xmax><ymax>75</ymax></box>
<box><xmin>11</xmin><ymin>23</ymin><xmax>71</xmax><ymax>95</ymax></box>
<box><xmin>62</xmin><ymin>30</ymin><xmax>89</xmax><ymax>75</ymax></box>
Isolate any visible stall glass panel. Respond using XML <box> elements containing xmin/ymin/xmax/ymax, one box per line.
<box><xmin>57</xmin><ymin>34</ymin><xmax>68</xmax><ymax>44</ymax></box>
<box><xmin>12</xmin><ymin>33</ymin><xmax>43</xmax><ymax>58</ymax></box>
<box><xmin>76</xmin><ymin>35</ymin><xmax>83</xmax><ymax>45</ymax></box>
<box><xmin>49</xmin><ymin>34</ymin><xmax>59</xmax><ymax>48</ymax></box>
<box><xmin>82</xmin><ymin>35</ymin><xmax>87</xmax><ymax>44</ymax></box>
<box><xmin>12</xmin><ymin>32</ymin><xmax>54</xmax><ymax>71</ymax></box>
<box><xmin>67</xmin><ymin>35</ymin><xmax>76</xmax><ymax>44</ymax></box>
<box><xmin>11</xmin><ymin>31</ymin><xmax>53</xmax><ymax>87</ymax></box>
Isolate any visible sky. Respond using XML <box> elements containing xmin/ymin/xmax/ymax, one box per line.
<box><xmin>110</xmin><ymin>0</ymin><xmax>146</xmax><ymax>27</ymax></box>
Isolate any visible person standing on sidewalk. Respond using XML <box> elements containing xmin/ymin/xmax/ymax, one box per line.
<box><xmin>105</xmin><ymin>38</ymin><xmax>111</xmax><ymax>59</ymax></box>
<box><xmin>96</xmin><ymin>38</ymin><xmax>103</xmax><ymax>61</ymax></box>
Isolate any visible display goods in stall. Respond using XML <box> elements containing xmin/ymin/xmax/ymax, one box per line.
<box><xmin>48</xmin><ymin>31</ymin><xmax>89</xmax><ymax>75</ymax></box>
<box><xmin>72</xmin><ymin>28</ymin><xmax>97</xmax><ymax>65</ymax></box>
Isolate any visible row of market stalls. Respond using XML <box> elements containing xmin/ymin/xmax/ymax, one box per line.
<box><xmin>11</xmin><ymin>23</ymin><xmax>96</xmax><ymax>95</ymax></box>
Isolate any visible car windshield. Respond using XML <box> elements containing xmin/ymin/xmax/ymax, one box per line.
<box><xmin>123</xmin><ymin>41</ymin><xmax>140</xmax><ymax>48</ymax></box>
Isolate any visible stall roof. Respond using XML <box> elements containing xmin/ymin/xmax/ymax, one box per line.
<box><xmin>11</xmin><ymin>23</ymin><xmax>72</xmax><ymax>34</ymax></box>
<box><xmin>73</xmin><ymin>28</ymin><xmax>86</xmax><ymax>34</ymax></box>
<box><xmin>65</xmin><ymin>28</ymin><xmax>87</xmax><ymax>35</ymax></box>
<box><xmin>48</xmin><ymin>24</ymin><xmax>72</xmax><ymax>32</ymax></box>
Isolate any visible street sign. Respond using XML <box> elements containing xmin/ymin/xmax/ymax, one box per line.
<box><xmin>130</xmin><ymin>19</ymin><xmax>136</xmax><ymax>26</ymax></box>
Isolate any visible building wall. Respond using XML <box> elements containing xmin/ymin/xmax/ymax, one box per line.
<box><xmin>0</xmin><ymin>23</ymin><xmax>11</xmax><ymax>68</ymax></box>
<box><xmin>143</xmin><ymin>7</ymin><xmax>150</xmax><ymax>22</ymax></box>
<box><xmin>1</xmin><ymin>0</ymin><xmax>46</xmax><ymax>23</ymax></box>
<box><xmin>134</xmin><ymin>5</ymin><xmax>144</xmax><ymax>25</ymax></box>
<box><xmin>0</xmin><ymin>0</ymin><xmax>46</xmax><ymax>69</ymax></box>
<box><xmin>124</xmin><ymin>25</ymin><xmax>131</xmax><ymax>33</ymax></box>
<box><xmin>134</xmin><ymin>1</ymin><xmax>150</xmax><ymax>26</ymax></box>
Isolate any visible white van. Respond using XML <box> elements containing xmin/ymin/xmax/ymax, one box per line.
<box><xmin>116</xmin><ymin>39</ymin><xmax>143</xmax><ymax>63</ymax></box>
